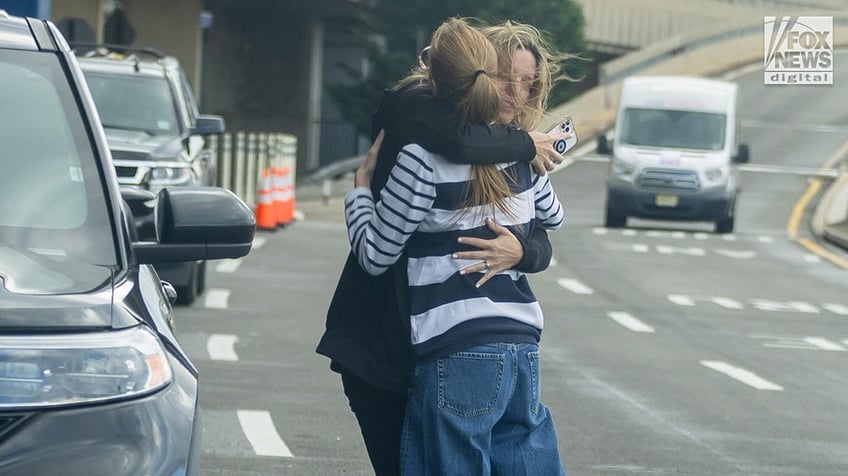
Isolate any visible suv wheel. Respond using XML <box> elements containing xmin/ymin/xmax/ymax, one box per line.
<box><xmin>175</xmin><ymin>262</ymin><xmax>198</xmax><ymax>306</ymax></box>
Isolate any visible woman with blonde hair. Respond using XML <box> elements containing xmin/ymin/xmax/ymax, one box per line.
<box><xmin>345</xmin><ymin>17</ymin><xmax>566</xmax><ymax>475</ymax></box>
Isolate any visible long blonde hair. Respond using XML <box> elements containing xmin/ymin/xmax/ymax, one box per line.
<box><xmin>396</xmin><ymin>18</ymin><xmax>534</xmax><ymax>218</ymax></box>
<box><xmin>482</xmin><ymin>21</ymin><xmax>578</xmax><ymax>130</ymax></box>
<box><xmin>458</xmin><ymin>21</ymin><xmax>579</xmax><ymax>219</ymax></box>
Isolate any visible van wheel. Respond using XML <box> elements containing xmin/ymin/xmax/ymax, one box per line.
<box><xmin>605</xmin><ymin>203</ymin><xmax>626</xmax><ymax>228</ymax></box>
<box><xmin>715</xmin><ymin>214</ymin><xmax>735</xmax><ymax>234</ymax></box>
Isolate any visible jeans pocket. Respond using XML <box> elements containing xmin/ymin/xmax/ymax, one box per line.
<box><xmin>438</xmin><ymin>350</ymin><xmax>504</xmax><ymax>417</ymax></box>
<box><xmin>527</xmin><ymin>350</ymin><xmax>541</xmax><ymax>415</ymax></box>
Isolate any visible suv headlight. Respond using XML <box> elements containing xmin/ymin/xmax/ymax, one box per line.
<box><xmin>149</xmin><ymin>164</ymin><xmax>192</xmax><ymax>186</ymax></box>
<box><xmin>0</xmin><ymin>326</ymin><xmax>172</xmax><ymax>409</ymax></box>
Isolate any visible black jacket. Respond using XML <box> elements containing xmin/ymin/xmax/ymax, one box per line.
<box><xmin>316</xmin><ymin>85</ymin><xmax>554</xmax><ymax>393</ymax></box>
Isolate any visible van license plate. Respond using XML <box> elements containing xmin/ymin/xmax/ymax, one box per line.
<box><xmin>655</xmin><ymin>194</ymin><xmax>678</xmax><ymax>207</ymax></box>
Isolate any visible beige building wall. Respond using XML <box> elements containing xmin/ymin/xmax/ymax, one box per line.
<box><xmin>50</xmin><ymin>0</ymin><xmax>105</xmax><ymax>43</ymax></box>
<box><xmin>122</xmin><ymin>0</ymin><xmax>204</xmax><ymax>95</ymax></box>
<box><xmin>50</xmin><ymin>0</ymin><xmax>204</xmax><ymax>96</ymax></box>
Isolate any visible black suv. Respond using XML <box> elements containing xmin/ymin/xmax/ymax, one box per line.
<box><xmin>74</xmin><ymin>44</ymin><xmax>225</xmax><ymax>304</ymax></box>
<box><xmin>0</xmin><ymin>11</ymin><xmax>253</xmax><ymax>474</ymax></box>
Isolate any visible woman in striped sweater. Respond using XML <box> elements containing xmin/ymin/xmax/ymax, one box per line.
<box><xmin>345</xmin><ymin>18</ymin><xmax>567</xmax><ymax>475</ymax></box>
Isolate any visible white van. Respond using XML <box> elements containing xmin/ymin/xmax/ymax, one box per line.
<box><xmin>598</xmin><ymin>76</ymin><xmax>749</xmax><ymax>233</ymax></box>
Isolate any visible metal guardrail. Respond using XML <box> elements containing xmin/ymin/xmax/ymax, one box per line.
<box><xmin>207</xmin><ymin>132</ymin><xmax>297</xmax><ymax>208</ymax></box>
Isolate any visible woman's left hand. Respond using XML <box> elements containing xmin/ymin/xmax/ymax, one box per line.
<box><xmin>355</xmin><ymin>129</ymin><xmax>385</xmax><ymax>188</ymax></box>
<box><xmin>454</xmin><ymin>218</ymin><xmax>523</xmax><ymax>287</ymax></box>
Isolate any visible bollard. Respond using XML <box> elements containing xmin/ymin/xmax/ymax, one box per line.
<box><xmin>322</xmin><ymin>179</ymin><xmax>332</xmax><ymax>205</ymax></box>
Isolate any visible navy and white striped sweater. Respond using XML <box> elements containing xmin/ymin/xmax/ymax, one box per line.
<box><xmin>345</xmin><ymin>143</ymin><xmax>564</xmax><ymax>361</ymax></box>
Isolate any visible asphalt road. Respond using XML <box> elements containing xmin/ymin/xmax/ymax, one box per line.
<box><xmin>173</xmin><ymin>60</ymin><xmax>848</xmax><ymax>475</ymax></box>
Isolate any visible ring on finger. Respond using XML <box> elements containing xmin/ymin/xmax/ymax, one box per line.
<box><xmin>482</xmin><ymin>259</ymin><xmax>490</xmax><ymax>270</ymax></box>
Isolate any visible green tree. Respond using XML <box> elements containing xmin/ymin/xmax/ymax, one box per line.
<box><xmin>327</xmin><ymin>0</ymin><xmax>588</xmax><ymax>137</ymax></box>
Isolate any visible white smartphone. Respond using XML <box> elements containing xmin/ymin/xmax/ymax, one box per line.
<box><xmin>546</xmin><ymin>115</ymin><xmax>578</xmax><ymax>155</ymax></box>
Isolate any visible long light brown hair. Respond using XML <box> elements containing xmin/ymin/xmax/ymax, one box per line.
<box><xmin>396</xmin><ymin>18</ymin><xmax>538</xmax><ymax>218</ymax></box>
<box><xmin>482</xmin><ymin>21</ymin><xmax>578</xmax><ymax>131</ymax></box>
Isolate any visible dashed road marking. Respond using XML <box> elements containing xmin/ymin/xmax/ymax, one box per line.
<box><xmin>557</xmin><ymin>278</ymin><xmax>594</xmax><ymax>295</ymax></box>
<box><xmin>668</xmin><ymin>294</ymin><xmax>695</xmax><ymax>306</ymax></box>
<box><xmin>237</xmin><ymin>410</ymin><xmax>294</xmax><ymax>458</ymax></box>
<box><xmin>711</xmin><ymin>297</ymin><xmax>745</xmax><ymax>309</ymax></box>
<box><xmin>667</xmin><ymin>294</ymin><xmax>845</xmax><ymax>315</ymax></box>
<box><xmin>714</xmin><ymin>249</ymin><xmax>757</xmax><ymax>259</ymax></box>
<box><xmin>753</xmin><ymin>334</ymin><xmax>848</xmax><ymax>351</ymax></box>
<box><xmin>656</xmin><ymin>245</ymin><xmax>706</xmax><ymax>256</ymax></box>
<box><xmin>749</xmin><ymin>299</ymin><xmax>819</xmax><ymax>314</ymax></box>
<box><xmin>207</xmin><ymin>334</ymin><xmax>239</xmax><ymax>361</ymax></box>
<box><xmin>607</xmin><ymin>311</ymin><xmax>655</xmax><ymax>333</ymax></box>
<box><xmin>700</xmin><ymin>360</ymin><xmax>784</xmax><ymax>391</ymax></box>
<box><xmin>215</xmin><ymin>259</ymin><xmax>242</xmax><ymax>273</ymax></box>
<box><xmin>204</xmin><ymin>288</ymin><xmax>231</xmax><ymax>309</ymax></box>
<box><xmin>823</xmin><ymin>303</ymin><xmax>848</xmax><ymax>315</ymax></box>
<box><xmin>803</xmin><ymin>337</ymin><xmax>846</xmax><ymax>351</ymax></box>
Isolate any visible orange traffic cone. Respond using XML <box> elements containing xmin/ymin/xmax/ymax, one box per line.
<box><xmin>273</xmin><ymin>166</ymin><xmax>293</xmax><ymax>227</ymax></box>
<box><xmin>272</xmin><ymin>166</ymin><xmax>285</xmax><ymax>227</ymax></box>
<box><xmin>255</xmin><ymin>168</ymin><xmax>276</xmax><ymax>231</ymax></box>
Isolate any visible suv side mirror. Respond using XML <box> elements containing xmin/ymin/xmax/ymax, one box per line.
<box><xmin>597</xmin><ymin>135</ymin><xmax>612</xmax><ymax>155</ymax></box>
<box><xmin>734</xmin><ymin>144</ymin><xmax>750</xmax><ymax>163</ymax></box>
<box><xmin>133</xmin><ymin>187</ymin><xmax>255</xmax><ymax>264</ymax></box>
<box><xmin>194</xmin><ymin>114</ymin><xmax>226</xmax><ymax>135</ymax></box>
<box><xmin>120</xmin><ymin>187</ymin><xmax>157</xmax><ymax>240</ymax></box>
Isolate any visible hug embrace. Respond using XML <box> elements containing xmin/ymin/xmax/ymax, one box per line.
<box><xmin>318</xmin><ymin>16</ymin><xmax>579</xmax><ymax>476</ymax></box>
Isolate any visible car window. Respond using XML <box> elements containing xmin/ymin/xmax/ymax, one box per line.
<box><xmin>0</xmin><ymin>50</ymin><xmax>116</xmax><ymax>294</ymax></box>
<box><xmin>620</xmin><ymin>108</ymin><xmax>726</xmax><ymax>151</ymax></box>
<box><xmin>179</xmin><ymin>70</ymin><xmax>199</xmax><ymax>126</ymax></box>
<box><xmin>83</xmin><ymin>72</ymin><xmax>180</xmax><ymax>135</ymax></box>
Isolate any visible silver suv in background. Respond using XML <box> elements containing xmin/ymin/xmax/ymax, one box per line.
<box><xmin>74</xmin><ymin>44</ymin><xmax>226</xmax><ymax>304</ymax></box>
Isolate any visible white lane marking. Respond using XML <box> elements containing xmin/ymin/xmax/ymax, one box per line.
<box><xmin>823</xmin><ymin>303</ymin><xmax>848</xmax><ymax>315</ymax></box>
<box><xmin>720</xmin><ymin>235</ymin><xmax>738</xmax><ymax>241</ymax></box>
<box><xmin>215</xmin><ymin>259</ymin><xmax>242</xmax><ymax>273</ymax></box>
<box><xmin>803</xmin><ymin>337</ymin><xmax>846</xmax><ymax>351</ymax></box>
<box><xmin>557</xmin><ymin>278</ymin><xmax>594</xmax><ymax>295</ymax></box>
<box><xmin>750</xmin><ymin>299</ymin><xmax>819</xmax><ymax>314</ymax></box>
<box><xmin>712</xmin><ymin>297</ymin><xmax>745</xmax><ymax>309</ymax></box>
<box><xmin>668</xmin><ymin>294</ymin><xmax>695</xmax><ymax>306</ymax></box>
<box><xmin>757</xmin><ymin>236</ymin><xmax>774</xmax><ymax>243</ymax></box>
<box><xmin>700</xmin><ymin>361</ymin><xmax>784</xmax><ymax>391</ymax></box>
<box><xmin>714</xmin><ymin>249</ymin><xmax>757</xmax><ymax>259</ymax></box>
<box><xmin>754</xmin><ymin>334</ymin><xmax>837</xmax><ymax>350</ymax></box>
<box><xmin>252</xmin><ymin>237</ymin><xmax>268</xmax><ymax>250</ymax></box>
<box><xmin>593</xmin><ymin>227</ymin><xmax>609</xmax><ymax>235</ymax></box>
<box><xmin>804</xmin><ymin>254</ymin><xmax>822</xmax><ymax>263</ymax></box>
<box><xmin>693</xmin><ymin>232</ymin><xmax>709</xmax><ymax>240</ymax></box>
<box><xmin>204</xmin><ymin>288</ymin><xmax>231</xmax><ymax>309</ymax></box>
<box><xmin>622</xmin><ymin>229</ymin><xmax>638</xmax><ymax>236</ymax></box>
<box><xmin>207</xmin><ymin>334</ymin><xmax>239</xmax><ymax>361</ymax></box>
<box><xmin>607</xmin><ymin>311</ymin><xmax>655</xmax><ymax>333</ymax></box>
<box><xmin>632</xmin><ymin>244</ymin><xmax>650</xmax><ymax>253</ymax></box>
<box><xmin>237</xmin><ymin>410</ymin><xmax>294</xmax><ymax>458</ymax></box>
<box><xmin>656</xmin><ymin>245</ymin><xmax>706</xmax><ymax>256</ymax></box>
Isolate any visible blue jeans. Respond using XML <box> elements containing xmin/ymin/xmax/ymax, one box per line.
<box><xmin>400</xmin><ymin>343</ymin><xmax>565</xmax><ymax>476</ymax></box>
